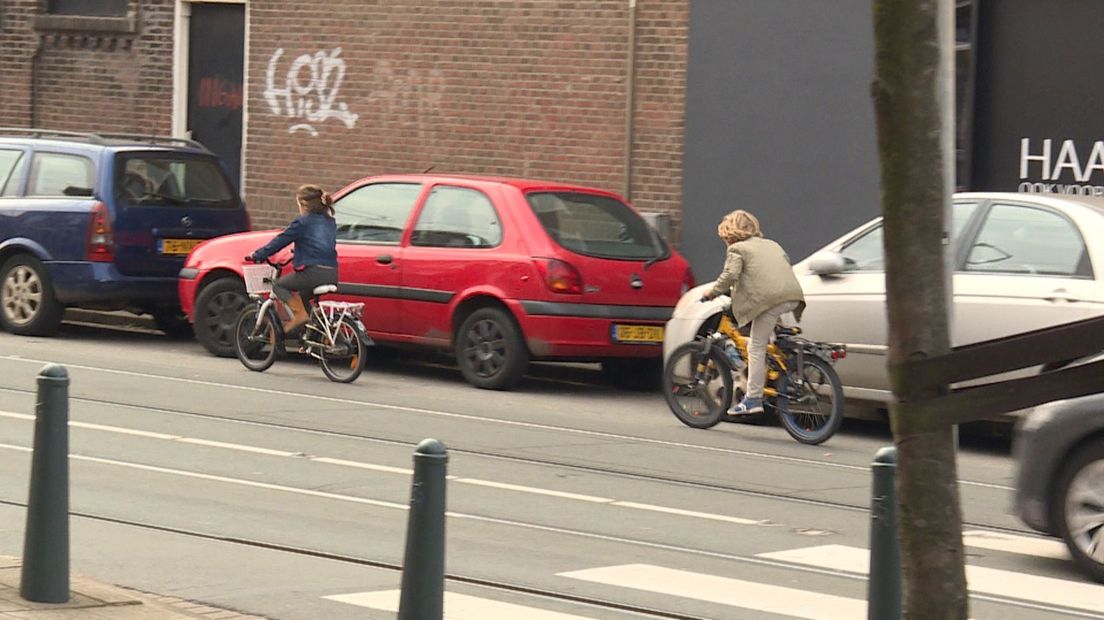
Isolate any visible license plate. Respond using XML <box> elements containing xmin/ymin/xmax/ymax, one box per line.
<box><xmin>159</xmin><ymin>238</ymin><xmax>203</xmax><ymax>255</ymax></box>
<box><xmin>611</xmin><ymin>324</ymin><xmax>664</xmax><ymax>344</ymax></box>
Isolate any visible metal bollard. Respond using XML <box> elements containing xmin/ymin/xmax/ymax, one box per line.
<box><xmin>397</xmin><ymin>438</ymin><xmax>448</xmax><ymax>620</ymax></box>
<box><xmin>20</xmin><ymin>364</ymin><xmax>70</xmax><ymax>603</ymax></box>
<box><xmin>867</xmin><ymin>446</ymin><xmax>900</xmax><ymax>620</ymax></box>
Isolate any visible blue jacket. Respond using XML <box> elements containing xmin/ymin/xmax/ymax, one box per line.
<box><xmin>251</xmin><ymin>212</ymin><xmax>338</xmax><ymax>269</ymax></box>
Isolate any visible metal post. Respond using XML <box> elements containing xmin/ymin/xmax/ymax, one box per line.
<box><xmin>397</xmin><ymin>438</ymin><xmax>448</xmax><ymax>620</ymax></box>
<box><xmin>21</xmin><ymin>364</ymin><xmax>70</xmax><ymax>603</ymax></box>
<box><xmin>867</xmin><ymin>446</ymin><xmax>900</xmax><ymax>619</ymax></box>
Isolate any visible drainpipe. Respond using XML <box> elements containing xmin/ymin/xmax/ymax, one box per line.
<box><xmin>29</xmin><ymin>34</ymin><xmax>44</xmax><ymax>127</ymax></box>
<box><xmin>623</xmin><ymin>0</ymin><xmax>637</xmax><ymax>201</ymax></box>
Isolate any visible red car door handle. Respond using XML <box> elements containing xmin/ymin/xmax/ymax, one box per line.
<box><xmin>376</xmin><ymin>254</ymin><xmax>393</xmax><ymax>265</ymax></box>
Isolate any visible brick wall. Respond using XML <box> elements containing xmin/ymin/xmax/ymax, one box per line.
<box><xmin>0</xmin><ymin>0</ymin><xmax>689</xmax><ymax>236</ymax></box>
<box><xmin>0</xmin><ymin>1</ymin><xmax>39</xmax><ymax>126</ymax></box>
<box><xmin>247</xmin><ymin>0</ymin><xmax>688</xmax><ymax>230</ymax></box>
<box><xmin>631</xmin><ymin>0</ymin><xmax>688</xmax><ymax>240</ymax></box>
<box><xmin>38</xmin><ymin>0</ymin><xmax>173</xmax><ymax>134</ymax></box>
<box><xmin>0</xmin><ymin>0</ymin><xmax>174</xmax><ymax>133</ymax></box>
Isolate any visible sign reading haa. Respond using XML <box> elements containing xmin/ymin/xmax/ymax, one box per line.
<box><xmin>1019</xmin><ymin>138</ymin><xmax>1104</xmax><ymax>196</ymax></box>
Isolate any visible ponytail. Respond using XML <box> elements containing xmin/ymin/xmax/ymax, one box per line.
<box><xmin>296</xmin><ymin>184</ymin><xmax>334</xmax><ymax>217</ymax></box>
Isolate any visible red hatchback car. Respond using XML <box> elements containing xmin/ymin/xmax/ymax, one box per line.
<box><xmin>179</xmin><ymin>174</ymin><xmax>694</xmax><ymax>389</ymax></box>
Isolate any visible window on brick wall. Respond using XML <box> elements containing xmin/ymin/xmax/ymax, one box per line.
<box><xmin>48</xmin><ymin>0</ymin><xmax>127</xmax><ymax>17</ymax></box>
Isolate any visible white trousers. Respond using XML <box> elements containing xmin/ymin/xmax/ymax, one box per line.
<box><xmin>746</xmin><ymin>300</ymin><xmax>800</xmax><ymax>400</ymax></box>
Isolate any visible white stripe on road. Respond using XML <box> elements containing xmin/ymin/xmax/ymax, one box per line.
<box><xmin>0</xmin><ymin>410</ymin><xmax>778</xmax><ymax>529</ymax></box>
<box><xmin>311</xmin><ymin>456</ymin><xmax>412</xmax><ymax>475</ymax></box>
<box><xmin>325</xmin><ymin>590</ymin><xmax>597</xmax><ymax>619</ymax></box>
<box><xmin>557</xmin><ymin>564</ymin><xmax>865</xmax><ymax>619</ymax></box>
<box><xmin>610</xmin><ymin>502</ymin><xmax>764</xmax><ymax>525</ymax></box>
<box><xmin>963</xmin><ymin>530</ymin><xmax>1069</xmax><ymax>560</ymax></box>
<box><xmin>0</xmin><ymin>443</ymin><xmax>408</xmax><ymax>512</ymax></box>
<box><xmin>759</xmin><ymin>544</ymin><xmax>1104</xmax><ymax>614</ymax></box>
<box><xmin>453</xmin><ymin>478</ymin><xmax>612</xmax><ymax>503</ymax></box>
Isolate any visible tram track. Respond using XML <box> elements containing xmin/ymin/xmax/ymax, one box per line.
<box><xmin>0</xmin><ymin>495</ymin><xmax>1094</xmax><ymax>620</ymax></box>
<box><xmin>0</xmin><ymin>384</ymin><xmax>1022</xmax><ymax>536</ymax></box>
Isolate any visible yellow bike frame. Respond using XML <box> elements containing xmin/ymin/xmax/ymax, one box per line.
<box><xmin>714</xmin><ymin>313</ymin><xmax>794</xmax><ymax>399</ymax></box>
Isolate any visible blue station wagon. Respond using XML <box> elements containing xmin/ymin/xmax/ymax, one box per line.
<box><xmin>0</xmin><ymin>128</ymin><xmax>249</xmax><ymax>336</ymax></box>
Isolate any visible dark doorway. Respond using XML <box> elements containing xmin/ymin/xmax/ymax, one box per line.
<box><xmin>187</xmin><ymin>3</ymin><xmax>244</xmax><ymax>190</ymax></box>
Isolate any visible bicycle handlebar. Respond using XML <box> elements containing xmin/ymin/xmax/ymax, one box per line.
<box><xmin>245</xmin><ymin>255</ymin><xmax>292</xmax><ymax>270</ymax></box>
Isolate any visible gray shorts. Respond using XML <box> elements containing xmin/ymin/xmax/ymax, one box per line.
<box><xmin>272</xmin><ymin>265</ymin><xmax>338</xmax><ymax>305</ymax></box>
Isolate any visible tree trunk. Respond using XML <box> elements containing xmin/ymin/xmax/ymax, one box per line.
<box><xmin>871</xmin><ymin>1</ymin><xmax>968</xmax><ymax>618</ymax></box>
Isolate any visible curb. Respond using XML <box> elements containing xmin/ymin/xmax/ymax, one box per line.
<box><xmin>63</xmin><ymin>309</ymin><xmax>159</xmax><ymax>332</ymax></box>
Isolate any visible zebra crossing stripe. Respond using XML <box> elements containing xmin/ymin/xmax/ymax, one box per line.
<box><xmin>962</xmin><ymin>530</ymin><xmax>1069</xmax><ymax>559</ymax></box>
<box><xmin>324</xmin><ymin>589</ymin><xmax>597</xmax><ymax>619</ymax></box>
<box><xmin>557</xmin><ymin>564</ymin><xmax>865</xmax><ymax>619</ymax></box>
<box><xmin>759</xmin><ymin>544</ymin><xmax>1104</xmax><ymax>614</ymax></box>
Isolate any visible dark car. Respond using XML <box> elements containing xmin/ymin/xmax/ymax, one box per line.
<box><xmin>1014</xmin><ymin>393</ymin><xmax>1104</xmax><ymax>582</ymax></box>
<box><xmin>0</xmin><ymin>128</ymin><xmax>249</xmax><ymax>336</ymax></box>
<box><xmin>180</xmin><ymin>174</ymin><xmax>694</xmax><ymax>389</ymax></box>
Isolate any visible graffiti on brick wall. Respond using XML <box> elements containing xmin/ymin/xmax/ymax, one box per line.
<box><xmin>264</xmin><ymin>47</ymin><xmax>358</xmax><ymax>136</ymax></box>
<box><xmin>365</xmin><ymin>60</ymin><xmax>445</xmax><ymax>130</ymax></box>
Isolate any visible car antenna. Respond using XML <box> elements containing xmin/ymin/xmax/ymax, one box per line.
<box><xmin>422</xmin><ymin>165</ymin><xmax>435</xmax><ymax>173</ymax></box>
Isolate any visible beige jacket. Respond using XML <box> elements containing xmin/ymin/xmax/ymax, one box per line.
<box><xmin>708</xmin><ymin>236</ymin><xmax>806</xmax><ymax>327</ymax></box>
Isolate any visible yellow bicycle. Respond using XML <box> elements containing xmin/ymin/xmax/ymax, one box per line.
<box><xmin>662</xmin><ymin>307</ymin><xmax>846</xmax><ymax>444</ymax></box>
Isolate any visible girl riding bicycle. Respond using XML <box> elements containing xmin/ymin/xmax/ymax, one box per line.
<box><xmin>248</xmin><ymin>184</ymin><xmax>338</xmax><ymax>333</ymax></box>
<box><xmin>699</xmin><ymin>209</ymin><xmax>805</xmax><ymax>416</ymax></box>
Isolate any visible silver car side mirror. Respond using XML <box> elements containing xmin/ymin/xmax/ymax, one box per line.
<box><xmin>808</xmin><ymin>251</ymin><xmax>846</xmax><ymax>276</ymax></box>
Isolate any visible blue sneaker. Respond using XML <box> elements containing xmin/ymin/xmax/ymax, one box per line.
<box><xmin>728</xmin><ymin>397</ymin><xmax>764</xmax><ymax>416</ymax></box>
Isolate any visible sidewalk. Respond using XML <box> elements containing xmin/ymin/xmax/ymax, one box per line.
<box><xmin>1</xmin><ymin>557</ymin><xmax>267</xmax><ymax>619</ymax></box>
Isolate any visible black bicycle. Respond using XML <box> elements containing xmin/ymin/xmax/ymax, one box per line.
<box><xmin>662</xmin><ymin>304</ymin><xmax>847</xmax><ymax>445</ymax></box>
<box><xmin>234</xmin><ymin>257</ymin><xmax>370</xmax><ymax>383</ymax></box>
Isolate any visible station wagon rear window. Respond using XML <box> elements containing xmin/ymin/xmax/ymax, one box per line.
<box><xmin>28</xmin><ymin>152</ymin><xmax>94</xmax><ymax>197</ymax></box>
<box><xmin>526</xmin><ymin>191</ymin><xmax>667</xmax><ymax>260</ymax></box>
<box><xmin>0</xmin><ymin>149</ymin><xmax>23</xmax><ymax>196</ymax></box>
<box><xmin>116</xmin><ymin>155</ymin><xmax>236</xmax><ymax>207</ymax></box>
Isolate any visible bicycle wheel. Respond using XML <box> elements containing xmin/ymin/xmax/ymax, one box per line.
<box><xmin>319</xmin><ymin>316</ymin><xmax>367</xmax><ymax>383</ymax></box>
<box><xmin>774</xmin><ymin>355</ymin><xmax>845</xmax><ymax>444</ymax></box>
<box><xmin>234</xmin><ymin>306</ymin><xmax>279</xmax><ymax>372</ymax></box>
<box><xmin>662</xmin><ymin>341</ymin><xmax>732</xmax><ymax>429</ymax></box>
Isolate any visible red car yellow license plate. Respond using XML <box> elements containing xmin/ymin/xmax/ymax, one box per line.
<box><xmin>159</xmin><ymin>238</ymin><xmax>203</xmax><ymax>255</ymax></box>
<box><xmin>612</xmin><ymin>324</ymin><xmax>664</xmax><ymax>344</ymax></box>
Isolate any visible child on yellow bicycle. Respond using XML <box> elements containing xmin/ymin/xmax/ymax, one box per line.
<box><xmin>699</xmin><ymin>210</ymin><xmax>805</xmax><ymax>415</ymax></box>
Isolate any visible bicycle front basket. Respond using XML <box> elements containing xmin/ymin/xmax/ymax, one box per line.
<box><xmin>242</xmin><ymin>264</ymin><xmax>276</xmax><ymax>294</ymax></box>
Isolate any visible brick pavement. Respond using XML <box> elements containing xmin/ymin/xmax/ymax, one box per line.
<box><xmin>1</xmin><ymin>556</ymin><xmax>268</xmax><ymax>619</ymax></box>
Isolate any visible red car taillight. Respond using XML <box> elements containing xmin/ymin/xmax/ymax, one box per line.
<box><xmin>534</xmin><ymin>258</ymin><xmax>582</xmax><ymax>294</ymax></box>
<box><xmin>86</xmin><ymin>202</ymin><xmax>114</xmax><ymax>262</ymax></box>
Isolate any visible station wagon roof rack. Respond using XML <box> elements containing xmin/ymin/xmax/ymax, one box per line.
<box><xmin>0</xmin><ymin>127</ymin><xmax>208</xmax><ymax>151</ymax></box>
<box><xmin>97</xmin><ymin>132</ymin><xmax>209</xmax><ymax>151</ymax></box>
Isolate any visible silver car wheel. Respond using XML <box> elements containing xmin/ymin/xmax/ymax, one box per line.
<box><xmin>2</xmin><ymin>264</ymin><xmax>43</xmax><ymax>327</ymax></box>
<box><xmin>1064</xmin><ymin>458</ymin><xmax>1104</xmax><ymax>566</ymax></box>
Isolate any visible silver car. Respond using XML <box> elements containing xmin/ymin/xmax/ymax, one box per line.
<box><xmin>664</xmin><ymin>192</ymin><xmax>1104</xmax><ymax>418</ymax></box>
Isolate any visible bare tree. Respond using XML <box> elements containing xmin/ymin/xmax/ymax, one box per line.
<box><xmin>871</xmin><ymin>1</ymin><xmax>968</xmax><ymax>618</ymax></box>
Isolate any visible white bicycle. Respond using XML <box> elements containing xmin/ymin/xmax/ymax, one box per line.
<box><xmin>234</xmin><ymin>258</ymin><xmax>371</xmax><ymax>383</ymax></box>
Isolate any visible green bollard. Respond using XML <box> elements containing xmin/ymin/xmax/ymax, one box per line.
<box><xmin>397</xmin><ymin>438</ymin><xmax>448</xmax><ymax>620</ymax></box>
<box><xmin>21</xmin><ymin>364</ymin><xmax>70</xmax><ymax>603</ymax></box>
<box><xmin>867</xmin><ymin>446</ymin><xmax>900</xmax><ymax>620</ymax></box>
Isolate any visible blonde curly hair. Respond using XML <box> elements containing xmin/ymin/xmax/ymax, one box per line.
<box><xmin>717</xmin><ymin>209</ymin><xmax>762</xmax><ymax>244</ymax></box>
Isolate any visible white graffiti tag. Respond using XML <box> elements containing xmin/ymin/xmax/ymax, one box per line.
<box><xmin>264</xmin><ymin>48</ymin><xmax>359</xmax><ymax>136</ymax></box>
